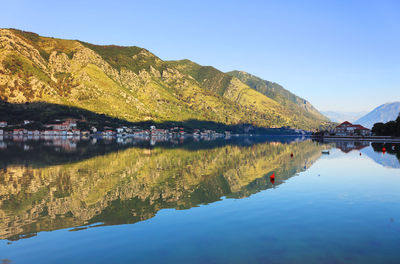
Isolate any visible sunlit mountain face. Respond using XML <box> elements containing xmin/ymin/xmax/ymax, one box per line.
<box><xmin>0</xmin><ymin>29</ymin><xmax>331</xmax><ymax>131</ymax></box>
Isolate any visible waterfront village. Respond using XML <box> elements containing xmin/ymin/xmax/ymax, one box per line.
<box><xmin>0</xmin><ymin>118</ymin><xmax>375</xmax><ymax>140</ymax></box>
<box><xmin>0</xmin><ymin>118</ymin><xmax>392</xmax><ymax>152</ymax></box>
<box><xmin>0</xmin><ymin>118</ymin><xmax>232</xmax><ymax>141</ymax></box>
<box><xmin>0</xmin><ymin>118</ymin><xmax>379</xmax><ymax>138</ymax></box>
<box><xmin>315</xmin><ymin>121</ymin><xmax>400</xmax><ymax>142</ymax></box>
<box><xmin>0</xmin><ymin>116</ymin><xmax>315</xmax><ymax>140</ymax></box>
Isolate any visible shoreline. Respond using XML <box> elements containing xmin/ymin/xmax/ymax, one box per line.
<box><xmin>312</xmin><ymin>136</ymin><xmax>400</xmax><ymax>142</ymax></box>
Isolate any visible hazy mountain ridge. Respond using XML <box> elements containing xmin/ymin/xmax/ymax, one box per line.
<box><xmin>355</xmin><ymin>102</ymin><xmax>400</xmax><ymax>128</ymax></box>
<box><xmin>321</xmin><ymin>111</ymin><xmax>367</xmax><ymax>123</ymax></box>
<box><xmin>0</xmin><ymin>29</ymin><xmax>330</xmax><ymax>129</ymax></box>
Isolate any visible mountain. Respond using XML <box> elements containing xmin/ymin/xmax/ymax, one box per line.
<box><xmin>0</xmin><ymin>29</ymin><xmax>330</xmax><ymax>130</ymax></box>
<box><xmin>321</xmin><ymin>111</ymin><xmax>367</xmax><ymax>123</ymax></box>
<box><xmin>227</xmin><ymin>70</ymin><xmax>329</xmax><ymax>126</ymax></box>
<box><xmin>361</xmin><ymin>146</ymin><xmax>400</xmax><ymax>169</ymax></box>
<box><xmin>355</xmin><ymin>102</ymin><xmax>400</xmax><ymax>128</ymax></box>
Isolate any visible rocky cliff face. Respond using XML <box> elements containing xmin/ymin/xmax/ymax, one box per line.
<box><xmin>0</xmin><ymin>29</ymin><xmax>330</xmax><ymax>129</ymax></box>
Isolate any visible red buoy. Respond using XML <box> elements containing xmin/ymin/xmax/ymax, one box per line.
<box><xmin>360</xmin><ymin>153</ymin><xmax>362</xmax><ymax>156</ymax></box>
<box><xmin>270</xmin><ymin>173</ymin><xmax>275</xmax><ymax>184</ymax></box>
<box><xmin>382</xmin><ymin>147</ymin><xmax>386</xmax><ymax>153</ymax></box>
<box><xmin>270</xmin><ymin>173</ymin><xmax>275</xmax><ymax>180</ymax></box>
<box><xmin>290</xmin><ymin>153</ymin><xmax>293</xmax><ymax>158</ymax></box>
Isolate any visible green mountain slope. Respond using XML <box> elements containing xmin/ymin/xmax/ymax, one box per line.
<box><xmin>0</xmin><ymin>29</ymin><xmax>329</xmax><ymax>130</ymax></box>
<box><xmin>228</xmin><ymin>70</ymin><xmax>328</xmax><ymax>122</ymax></box>
<box><xmin>169</xmin><ymin>60</ymin><xmax>329</xmax><ymax>129</ymax></box>
<box><xmin>167</xmin><ymin>59</ymin><xmax>233</xmax><ymax>96</ymax></box>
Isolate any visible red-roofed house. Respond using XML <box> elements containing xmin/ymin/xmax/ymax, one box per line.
<box><xmin>334</xmin><ymin>121</ymin><xmax>371</xmax><ymax>136</ymax></box>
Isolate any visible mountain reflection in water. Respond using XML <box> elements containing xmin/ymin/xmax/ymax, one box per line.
<box><xmin>318</xmin><ymin>139</ymin><xmax>400</xmax><ymax>168</ymax></box>
<box><xmin>0</xmin><ymin>137</ymin><xmax>326</xmax><ymax>241</ymax></box>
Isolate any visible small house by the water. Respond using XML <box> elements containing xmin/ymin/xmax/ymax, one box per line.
<box><xmin>334</xmin><ymin>121</ymin><xmax>371</xmax><ymax>136</ymax></box>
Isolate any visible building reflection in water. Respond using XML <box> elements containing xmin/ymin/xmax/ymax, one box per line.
<box><xmin>333</xmin><ymin>141</ymin><xmax>370</xmax><ymax>153</ymax></box>
<box><xmin>0</xmin><ymin>138</ymin><xmax>327</xmax><ymax>241</ymax></box>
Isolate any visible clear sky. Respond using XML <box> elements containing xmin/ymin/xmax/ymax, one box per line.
<box><xmin>1</xmin><ymin>0</ymin><xmax>399</xmax><ymax>112</ymax></box>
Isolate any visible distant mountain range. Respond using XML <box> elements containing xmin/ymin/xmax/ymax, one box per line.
<box><xmin>355</xmin><ymin>102</ymin><xmax>400</xmax><ymax>128</ymax></box>
<box><xmin>0</xmin><ymin>28</ymin><xmax>330</xmax><ymax>130</ymax></box>
<box><xmin>321</xmin><ymin>111</ymin><xmax>367</xmax><ymax>123</ymax></box>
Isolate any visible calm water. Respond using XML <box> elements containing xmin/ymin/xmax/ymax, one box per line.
<box><xmin>0</xmin><ymin>138</ymin><xmax>400</xmax><ymax>264</ymax></box>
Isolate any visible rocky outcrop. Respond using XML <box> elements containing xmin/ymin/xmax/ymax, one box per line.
<box><xmin>49</xmin><ymin>51</ymin><xmax>71</xmax><ymax>73</ymax></box>
<box><xmin>0</xmin><ymin>29</ymin><xmax>48</xmax><ymax>72</ymax></box>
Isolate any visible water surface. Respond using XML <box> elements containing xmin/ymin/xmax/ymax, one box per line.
<box><xmin>0</xmin><ymin>138</ymin><xmax>400</xmax><ymax>263</ymax></box>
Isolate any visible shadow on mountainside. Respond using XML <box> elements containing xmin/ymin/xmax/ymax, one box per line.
<box><xmin>0</xmin><ymin>135</ymin><xmax>310</xmax><ymax>169</ymax></box>
<box><xmin>0</xmin><ymin>100</ymin><xmax>311</xmax><ymax>168</ymax></box>
<box><xmin>0</xmin><ymin>100</ymin><xmax>300</xmax><ymax>134</ymax></box>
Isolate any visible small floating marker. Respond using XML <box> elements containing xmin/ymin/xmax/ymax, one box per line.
<box><xmin>290</xmin><ymin>153</ymin><xmax>293</xmax><ymax>158</ymax></box>
<box><xmin>270</xmin><ymin>173</ymin><xmax>275</xmax><ymax>184</ymax></box>
<box><xmin>270</xmin><ymin>178</ymin><xmax>275</xmax><ymax>184</ymax></box>
<box><xmin>382</xmin><ymin>147</ymin><xmax>386</xmax><ymax>153</ymax></box>
<box><xmin>360</xmin><ymin>153</ymin><xmax>362</xmax><ymax>156</ymax></box>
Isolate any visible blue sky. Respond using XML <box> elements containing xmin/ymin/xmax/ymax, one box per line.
<box><xmin>1</xmin><ymin>0</ymin><xmax>399</xmax><ymax>112</ymax></box>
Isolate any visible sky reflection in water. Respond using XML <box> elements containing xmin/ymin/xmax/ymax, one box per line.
<box><xmin>0</xmin><ymin>139</ymin><xmax>400</xmax><ymax>264</ymax></box>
